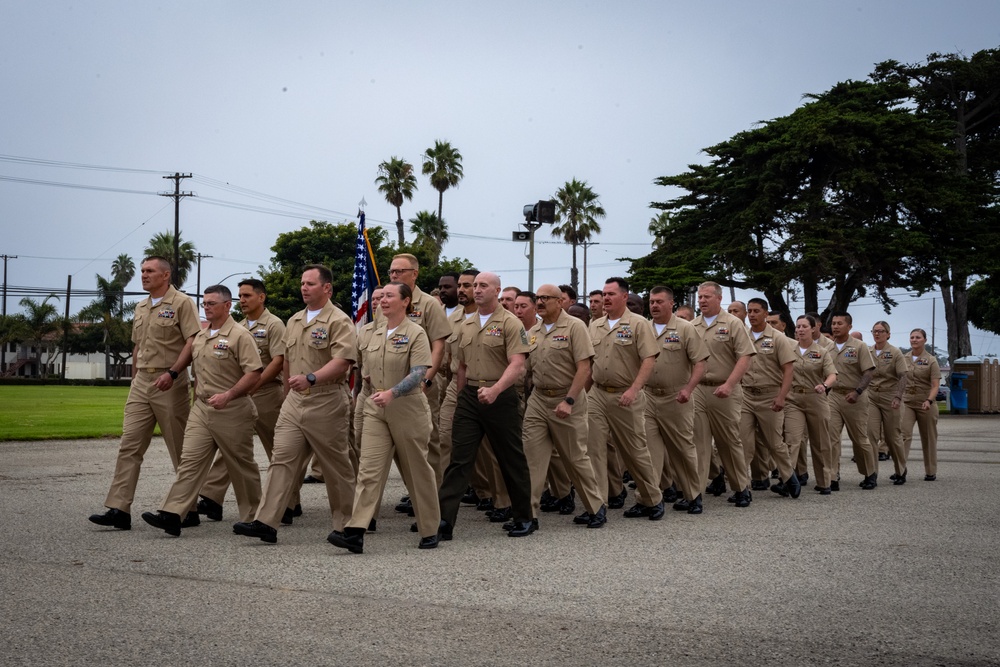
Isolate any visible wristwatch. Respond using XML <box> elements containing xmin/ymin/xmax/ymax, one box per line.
<box><xmin>306</xmin><ymin>373</ymin><xmax>317</xmax><ymax>386</ymax></box>
<box><xmin>422</xmin><ymin>378</ymin><xmax>433</xmax><ymax>388</ymax></box>
<box><xmin>563</xmin><ymin>396</ymin><xmax>575</xmax><ymax>405</ymax></box>
<box><xmin>854</xmin><ymin>387</ymin><xmax>864</xmax><ymax>395</ymax></box>
<box><xmin>167</xmin><ymin>369</ymin><xmax>179</xmax><ymax>380</ymax></box>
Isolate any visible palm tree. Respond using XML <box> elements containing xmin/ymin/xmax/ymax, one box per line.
<box><xmin>77</xmin><ymin>270</ymin><xmax>137</xmax><ymax>379</ymax></box>
<box><xmin>409</xmin><ymin>211</ymin><xmax>449</xmax><ymax>267</ymax></box>
<box><xmin>110</xmin><ymin>253</ymin><xmax>135</xmax><ymax>312</ymax></box>
<box><xmin>145</xmin><ymin>232</ymin><xmax>196</xmax><ymax>288</ymax></box>
<box><xmin>648</xmin><ymin>212</ymin><xmax>672</xmax><ymax>250</ymax></box>
<box><xmin>552</xmin><ymin>178</ymin><xmax>606</xmax><ymax>296</ymax></box>
<box><xmin>376</xmin><ymin>157</ymin><xmax>418</xmax><ymax>246</ymax></box>
<box><xmin>19</xmin><ymin>295</ymin><xmax>60</xmax><ymax>376</ymax></box>
<box><xmin>421</xmin><ymin>140</ymin><xmax>464</xmax><ymax>223</ymax></box>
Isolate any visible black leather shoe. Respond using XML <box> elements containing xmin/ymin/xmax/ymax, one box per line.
<box><xmin>672</xmin><ymin>498</ymin><xmax>690</xmax><ymax>512</ymax></box>
<box><xmin>860</xmin><ymin>473</ymin><xmax>878</xmax><ymax>490</ymax></box>
<box><xmin>557</xmin><ymin>493</ymin><xmax>576</xmax><ymax>515</ymax></box>
<box><xmin>141</xmin><ymin>510</ymin><xmax>181</xmax><ymax>536</ymax></box>
<box><xmin>706</xmin><ymin>473</ymin><xmax>727</xmax><ymax>497</ymax></box>
<box><xmin>771</xmin><ymin>481</ymin><xmax>788</xmax><ymax>497</ymax></box>
<box><xmin>817</xmin><ymin>486</ymin><xmax>832</xmax><ymax>495</ymax></box>
<box><xmin>726</xmin><ymin>492</ymin><xmax>739</xmax><ymax>503</ymax></box>
<box><xmin>328</xmin><ymin>527</ymin><xmax>364</xmax><ymax>554</ymax></box>
<box><xmin>197</xmin><ymin>496</ymin><xmax>223</xmax><ymax>521</ymax></box>
<box><xmin>438</xmin><ymin>520</ymin><xmax>454</xmax><ymax>541</ymax></box>
<box><xmin>281</xmin><ymin>507</ymin><xmax>294</xmax><ymax>525</ymax></box>
<box><xmin>662</xmin><ymin>485</ymin><xmax>678</xmax><ymax>503</ymax></box>
<box><xmin>418</xmin><ymin>535</ymin><xmax>439</xmax><ymax>549</ymax></box>
<box><xmin>771</xmin><ymin>468</ymin><xmax>780</xmax><ymax>479</ymax></box>
<box><xmin>648</xmin><ymin>501</ymin><xmax>665</xmax><ymax>521</ymax></box>
<box><xmin>292</xmin><ymin>504</ymin><xmax>302</xmax><ymax>517</ymax></box>
<box><xmin>233</xmin><ymin>520</ymin><xmax>277</xmax><ymax>543</ymax></box>
<box><xmin>180</xmin><ymin>511</ymin><xmax>200</xmax><ymax>528</ymax></box>
<box><xmin>573</xmin><ymin>510</ymin><xmax>590</xmax><ymax>525</ymax></box>
<box><xmin>830</xmin><ymin>480</ymin><xmax>840</xmax><ymax>492</ymax></box>
<box><xmin>751</xmin><ymin>479</ymin><xmax>770</xmax><ymax>491</ymax></box>
<box><xmin>539</xmin><ymin>489</ymin><xmax>559</xmax><ymax>512</ymax></box>
<box><xmin>797</xmin><ymin>472</ymin><xmax>809</xmax><ymax>484</ymax></box>
<box><xmin>733</xmin><ymin>489</ymin><xmax>751</xmax><ymax>508</ymax></box>
<box><xmin>623</xmin><ymin>503</ymin><xmax>651</xmax><ymax>518</ymax></box>
<box><xmin>488</xmin><ymin>506</ymin><xmax>512</xmax><ymax>523</ymax></box>
<box><xmin>395</xmin><ymin>498</ymin><xmax>414</xmax><ymax>516</ymax></box>
<box><xmin>368</xmin><ymin>518</ymin><xmax>377</xmax><ymax>532</ymax></box>
<box><xmin>785</xmin><ymin>473</ymin><xmax>802</xmax><ymax>499</ymax></box>
<box><xmin>608</xmin><ymin>488</ymin><xmax>627</xmax><ymax>509</ymax></box>
<box><xmin>476</xmin><ymin>497</ymin><xmax>494</xmax><ymax>512</ymax></box>
<box><xmin>507</xmin><ymin>519</ymin><xmax>538</xmax><ymax>537</ymax></box>
<box><xmin>88</xmin><ymin>508</ymin><xmax>131</xmax><ymax>530</ymax></box>
<box><xmin>461</xmin><ymin>487</ymin><xmax>479</xmax><ymax>505</ymax></box>
<box><xmin>587</xmin><ymin>505</ymin><xmax>607</xmax><ymax>528</ymax></box>
<box><xmin>302</xmin><ymin>475</ymin><xmax>323</xmax><ymax>484</ymax></box>
<box><xmin>893</xmin><ymin>469</ymin><xmax>907</xmax><ymax>486</ymax></box>
<box><xmin>878</xmin><ymin>452</ymin><xmax>890</xmax><ymax>461</ymax></box>
<box><xmin>687</xmin><ymin>495</ymin><xmax>703</xmax><ymax>515</ymax></box>
<box><xmin>924</xmin><ymin>474</ymin><xmax>936</xmax><ymax>481</ymax></box>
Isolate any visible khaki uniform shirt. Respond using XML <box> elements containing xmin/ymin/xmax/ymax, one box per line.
<box><xmin>742</xmin><ymin>325</ymin><xmax>798</xmax><ymax>388</ymax></box>
<box><xmin>830</xmin><ymin>337</ymin><xmax>876</xmax><ymax>390</ymax></box>
<box><xmin>364</xmin><ymin>318</ymin><xmax>432</xmax><ymax>394</ymax></box>
<box><xmin>241</xmin><ymin>308</ymin><xmax>286</xmax><ymax>388</ymax></box>
<box><xmin>191</xmin><ymin>315</ymin><xmax>263</xmax><ymax>397</ymax></box>
<box><xmin>131</xmin><ymin>285</ymin><xmax>200</xmax><ymax>369</ymax></box>
<box><xmin>589</xmin><ymin>310</ymin><xmax>659</xmax><ymax>387</ymax></box>
<box><xmin>526</xmin><ymin>310</ymin><xmax>594</xmax><ymax>390</ymax></box>
<box><xmin>356</xmin><ymin>321</ymin><xmax>378</xmax><ymax>379</ymax></box>
<box><xmin>446</xmin><ymin>307</ymin><xmax>475</xmax><ymax>375</ymax></box>
<box><xmin>905</xmin><ymin>351</ymin><xmax>941</xmax><ymax>399</ymax></box>
<box><xmin>648</xmin><ymin>315</ymin><xmax>708</xmax><ymax>389</ymax></box>
<box><xmin>791</xmin><ymin>341</ymin><xmax>837</xmax><ymax>390</ymax></box>
<box><xmin>458</xmin><ymin>307</ymin><xmax>529</xmax><ymax>382</ymax></box>
<box><xmin>815</xmin><ymin>336</ymin><xmax>836</xmax><ymax>352</ymax></box>
<box><xmin>691</xmin><ymin>310</ymin><xmax>756</xmax><ymax>384</ymax></box>
<box><xmin>378</xmin><ymin>285</ymin><xmax>451</xmax><ymax>344</ymax></box>
<box><xmin>283</xmin><ymin>300</ymin><xmax>357</xmax><ymax>380</ymax></box>
<box><xmin>869</xmin><ymin>343</ymin><xmax>908</xmax><ymax>392</ymax></box>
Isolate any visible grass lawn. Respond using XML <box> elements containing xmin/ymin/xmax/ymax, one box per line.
<box><xmin>0</xmin><ymin>386</ymin><xmax>140</xmax><ymax>441</ymax></box>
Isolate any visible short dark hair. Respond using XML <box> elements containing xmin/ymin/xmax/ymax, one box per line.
<box><xmin>439</xmin><ymin>272</ymin><xmax>460</xmax><ymax>283</ymax></box>
<box><xmin>605</xmin><ymin>277</ymin><xmax>629</xmax><ymax>293</ymax></box>
<box><xmin>303</xmin><ymin>264</ymin><xmax>333</xmax><ymax>284</ymax></box>
<box><xmin>237</xmin><ymin>278</ymin><xmax>266</xmax><ymax>294</ymax></box>
<box><xmin>142</xmin><ymin>256</ymin><xmax>172</xmax><ymax>273</ymax></box>
<box><xmin>589</xmin><ymin>289</ymin><xmax>603</xmax><ymax>298</ymax></box>
<box><xmin>748</xmin><ymin>297</ymin><xmax>769</xmax><ymax>311</ymax></box>
<box><xmin>796</xmin><ymin>314</ymin><xmax>817</xmax><ymax>328</ymax></box>
<box><xmin>517</xmin><ymin>290</ymin><xmax>537</xmax><ymax>304</ymax></box>
<box><xmin>459</xmin><ymin>268</ymin><xmax>480</xmax><ymax>279</ymax></box>
<box><xmin>558</xmin><ymin>284</ymin><xmax>577</xmax><ymax>301</ymax></box>
<box><xmin>204</xmin><ymin>284</ymin><xmax>232</xmax><ymax>301</ymax></box>
<box><xmin>387</xmin><ymin>281</ymin><xmax>414</xmax><ymax>314</ymax></box>
<box><xmin>830</xmin><ymin>310</ymin><xmax>853</xmax><ymax>325</ymax></box>
<box><xmin>649</xmin><ymin>285</ymin><xmax>674</xmax><ymax>299</ymax></box>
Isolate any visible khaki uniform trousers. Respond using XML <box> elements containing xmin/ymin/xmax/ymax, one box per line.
<box><xmin>868</xmin><ymin>388</ymin><xmax>905</xmax><ymax>476</ymax></box>
<box><xmin>694</xmin><ymin>384</ymin><xmax>750</xmax><ymax>493</ymax></box>
<box><xmin>161</xmin><ymin>397</ymin><xmax>261</xmax><ymax>521</ymax></box>
<box><xmin>437</xmin><ymin>379</ymin><xmax>458</xmax><ymax>489</ymax></box>
<box><xmin>740</xmin><ymin>387</ymin><xmax>795</xmax><ymax>483</ymax></box>
<box><xmin>254</xmin><ymin>384</ymin><xmax>354</xmax><ymax>530</ymax></box>
<box><xmin>829</xmin><ymin>390</ymin><xmax>875</xmax><ymax>478</ymax></box>
<box><xmin>586</xmin><ymin>388</ymin><xmax>663</xmax><ymax>507</ymax></box>
<box><xmin>901</xmin><ymin>397</ymin><xmax>938</xmax><ymax>476</ymax></box>
<box><xmin>199</xmin><ymin>383</ymin><xmax>288</xmax><ymax>507</ymax></box>
<box><xmin>606</xmin><ymin>440</ymin><xmax>626</xmax><ymax>498</ymax></box>
<box><xmin>425</xmin><ymin>375</ymin><xmax>447</xmax><ymax>483</ymax></box>
<box><xmin>523</xmin><ymin>391</ymin><xmax>603</xmax><ymax>517</ymax></box>
<box><xmin>784</xmin><ymin>390</ymin><xmax>833</xmax><ymax>488</ymax></box>
<box><xmin>105</xmin><ymin>370</ymin><xmax>191</xmax><ymax>513</ymax></box>
<box><xmin>545</xmin><ymin>451</ymin><xmax>573</xmax><ymax>499</ymax></box>
<box><xmin>644</xmin><ymin>388</ymin><xmax>700</xmax><ymax>503</ymax></box>
<box><xmin>347</xmin><ymin>393</ymin><xmax>440</xmax><ymax>538</ymax></box>
<box><xmin>351</xmin><ymin>384</ymin><xmax>371</xmax><ymax>477</ymax></box>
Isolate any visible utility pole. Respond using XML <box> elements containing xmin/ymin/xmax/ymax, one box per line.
<box><xmin>159</xmin><ymin>173</ymin><xmax>193</xmax><ymax>289</ymax></box>
<box><xmin>194</xmin><ymin>253</ymin><xmax>213</xmax><ymax>313</ymax></box>
<box><xmin>1</xmin><ymin>254</ymin><xmax>17</xmax><ymax>372</ymax></box>
<box><xmin>60</xmin><ymin>275</ymin><xmax>71</xmax><ymax>380</ymax></box>
<box><xmin>580</xmin><ymin>241</ymin><xmax>598</xmax><ymax>298</ymax></box>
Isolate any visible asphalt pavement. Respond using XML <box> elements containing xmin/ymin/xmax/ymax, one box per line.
<box><xmin>1</xmin><ymin>415</ymin><xmax>998</xmax><ymax>666</ymax></box>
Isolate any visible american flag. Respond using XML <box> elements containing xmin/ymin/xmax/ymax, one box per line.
<box><xmin>350</xmin><ymin>211</ymin><xmax>380</xmax><ymax>328</ymax></box>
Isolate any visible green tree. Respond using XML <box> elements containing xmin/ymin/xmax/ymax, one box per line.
<box><xmin>376</xmin><ymin>157</ymin><xmax>419</xmax><ymax>247</ymax></box>
<box><xmin>19</xmin><ymin>295</ymin><xmax>60</xmax><ymax>377</ymax></box>
<box><xmin>409</xmin><ymin>210</ymin><xmax>449</xmax><ymax>267</ymax></box>
<box><xmin>0</xmin><ymin>314</ymin><xmax>30</xmax><ymax>374</ymax></box>
<box><xmin>552</xmin><ymin>178</ymin><xmax>605</xmax><ymax>297</ymax></box>
<box><xmin>969</xmin><ymin>277</ymin><xmax>1000</xmax><ymax>336</ymax></box>
<box><xmin>145</xmin><ymin>232</ymin><xmax>196</xmax><ymax>289</ymax></box>
<box><xmin>872</xmin><ymin>49</ymin><xmax>1000</xmax><ymax>361</ymax></box>
<box><xmin>74</xmin><ymin>258</ymin><xmax>137</xmax><ymax>379</ymax></box>
<box><xmin>635</xmin><ymin>79</ymin><xmax>951</xmax><ymax>321</ymax></box>
<box><xmin>421</xmin><ymin>140</ymin><xmax>464</xmax><ymax>223</ymax></box>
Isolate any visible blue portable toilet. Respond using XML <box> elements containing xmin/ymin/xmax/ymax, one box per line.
<box><xmin>950</xmin><ymin>372</ymin><xmax>968</xmax><ymax>415</ymax></box>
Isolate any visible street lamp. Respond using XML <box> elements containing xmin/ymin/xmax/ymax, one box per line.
<box><xmin>198</xmin><ymin>271</ymin><xmax>251</xmax><ymax>313</ymax></box>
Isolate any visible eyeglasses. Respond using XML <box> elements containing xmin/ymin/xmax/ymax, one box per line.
<box><xmin>202</xmin><ymin>301</ymin><xmax>229</xmax><ymax>308</ymax></box>
<box><xmin>536</xmin><ymin>295</ymin><xmax>560</xmax><ymax>302</ymax></box>
<box><xmin>871</xmin><ymin>329</ymin><xmax>888</xmax><ymax>334</ymax></box>
<box><xmin>388</xmin><ymin>268</ymin><xmax>415</xmax><ymax>276</ymax></box>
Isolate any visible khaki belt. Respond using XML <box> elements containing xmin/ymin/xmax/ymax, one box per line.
<box><xmin>303</xmin><ymin>383</ymin><xmax>345</xmax><ymax>396</ymax></box>
<box><xmin>142</xmin><ymin>367</ymin><xmax>169</xmax><ymax>374</ymax></box>
<box><xmin>594</xmin><ymin>383</ymin><xmax>626</xmax><ymax>393</ymax></box>
<box><xmin>791</xmin><ymin>387</ymin><xmax>813</xmax><ymax>394</ymax></box>
<box><xmin>645</xmin><ymin>386</ymin><xmax>680</xmax><ymax>397</ymax></box>
<box><xmin>742</xmin><ymin>385</ymin><xmax>779</xmax><ymax>396</ymax></box>
<box><xmin>467</xmin><ymin>379</ymin><xmax>498</xmax><ymax>388</ymax></box>
<box><xmin>535</xmin><ymin>387</ymin><xmax>569</xmax><ymax>397</ymax></box>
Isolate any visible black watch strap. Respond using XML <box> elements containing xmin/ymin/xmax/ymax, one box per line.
<box><xmin>167</xmin><ymin>370</ymin><xmax>179</xmax><ymax>380</ymax></box>
<box><xmin>306</xmin><ymin>373</ymin><xmax>317</xmax><ymax>386</ymax></box>
<box><xmin>564</xmin><ymin>396</ymin><xmax>575</xmax><ymax>405</ymax></box>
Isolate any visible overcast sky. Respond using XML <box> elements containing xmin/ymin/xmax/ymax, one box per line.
<box><xmin>2</xmin><ymin>1</ymin><xmax>999</xmax><ymax>356</ymax></box>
